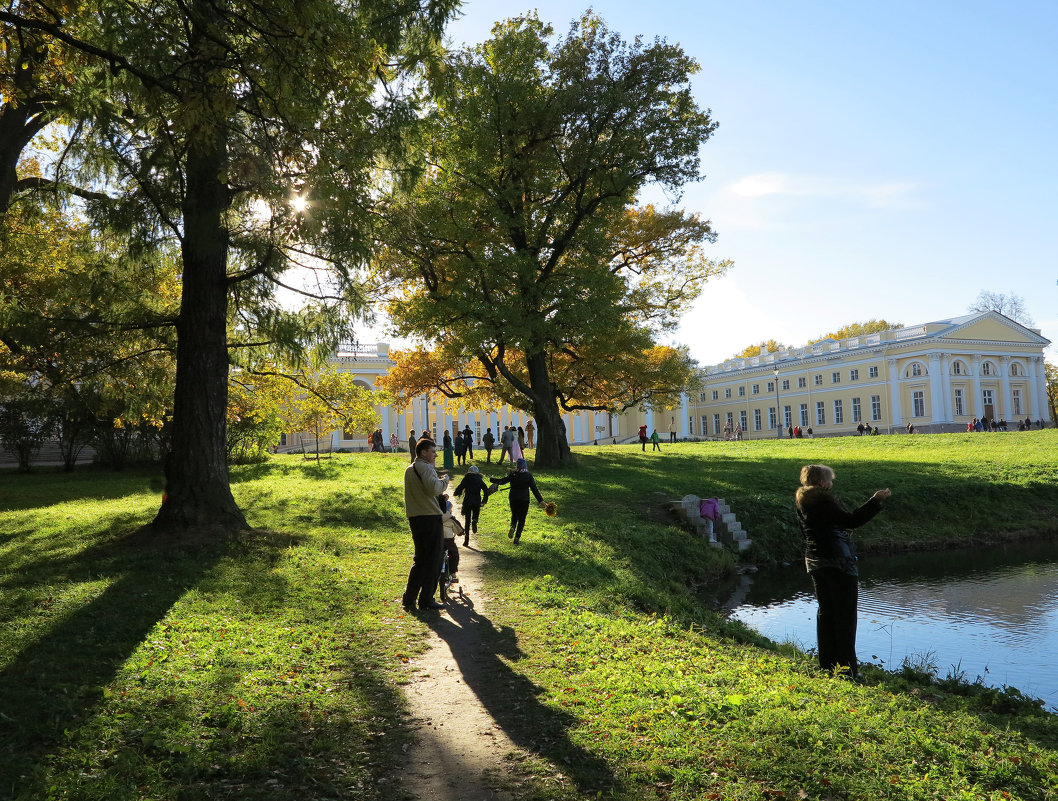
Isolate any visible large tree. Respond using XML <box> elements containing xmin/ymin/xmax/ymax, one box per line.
<box><xmin>2</xmin><ymin>0</ymin><xmax>457</xmax><ymax>530</ymax></box>
<box><xmin>968</xmin><ymin>291</ymin><xmax>1034</xmax><ymax>327</ymax></box>
<box><xmin>375</xmin><ymin>13</ymin><xmax>728</xmax><ymax>467</ymax></box>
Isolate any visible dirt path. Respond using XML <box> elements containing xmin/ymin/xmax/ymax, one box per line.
<box><xmin>395</xmin><ymin>522</ymin><xmax>523</xmax><ymax>801</ymax></box>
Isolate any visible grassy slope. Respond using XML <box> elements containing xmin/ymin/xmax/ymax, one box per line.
<box><xmin>0</xmin><ymin>432</ymin><xmax>1056</xmax><ymax>800</ymax></box>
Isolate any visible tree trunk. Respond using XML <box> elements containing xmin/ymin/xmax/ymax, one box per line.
<box><xmin>153</xmin><ymin>20</ymin><xmax>245</xmax><ymax>531</ymax></box>
<box><xmin>524</xmin><ymin>351</ymin><xmax>576</xmax><ymax>468</ymax></box>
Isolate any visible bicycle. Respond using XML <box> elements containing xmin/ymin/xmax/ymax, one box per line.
<box><xmin>438</xmin><ymin>547</ymin><xmax>462</xmax><ymax>603</ymax></box>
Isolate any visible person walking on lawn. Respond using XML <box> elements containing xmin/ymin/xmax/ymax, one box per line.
<box><xmin>491</xmin><ymin>458</ymin><xmax>546</xmax><ymax>545</ymax></box>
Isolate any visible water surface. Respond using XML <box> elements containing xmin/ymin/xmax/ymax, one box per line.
<box><xmin>720</xmin><ymin>540</ymin><xmax>1058</xmax><ymax>709</ymax></box>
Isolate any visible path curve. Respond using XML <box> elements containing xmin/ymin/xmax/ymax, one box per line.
<box><xmin>395</xmin><ymin>513</ymin><xmax>523</xmax><ymax>801</ymax></box>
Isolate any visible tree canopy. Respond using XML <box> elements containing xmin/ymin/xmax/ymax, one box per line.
<box><xmin>809</xmin><ymin>319</ymin><xmax>902</xmax><ymax>343</ymax></box>
<box><xmin>374</xmin><ymin>13</ymin><xmax>728</xmax><ymax>467</ymax></box>
<box><xmin>968</xmin><ymin>291</ymin><xmax>1034</xmax><ymax>327</ymax></box>
<box><xmin>731</xmin><ymin>339</ymin><xmax>787</xmax><ymax>359</ymax></box>
<box><xmin>2</xmin><ymin>0</ymin><xmax>457</xmax><ymax>530</ymax></box>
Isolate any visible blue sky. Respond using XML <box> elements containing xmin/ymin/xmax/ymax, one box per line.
<box><xmin>444</xmin><ymin>1</ymin><xmax>1058</xmax><ymax>365</ymax></box>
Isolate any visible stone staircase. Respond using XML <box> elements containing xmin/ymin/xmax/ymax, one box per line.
<box><xmin>668</xmin><ymin>494</ymin><xmax>752</xmax><ymax>552</ymax></box>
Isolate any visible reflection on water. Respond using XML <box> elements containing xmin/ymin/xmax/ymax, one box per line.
<box><xmin>719</xmin><ymin>540</ymin><xmax>1058</xmax><ymax>709</ymax></box>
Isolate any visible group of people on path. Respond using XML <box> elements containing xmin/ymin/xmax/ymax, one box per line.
<box><xmin>400</xmin><ymin>433</ymin><xmax>548</xmax><ymax>613</ymax></box>
<box><xmin>407</xmin><ymin>421</ymin><xmax>535</xmax><ymax>466</ymax></box>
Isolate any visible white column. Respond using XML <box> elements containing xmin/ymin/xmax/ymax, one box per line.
<box><xmin>380</xmin><ymin>404</ymin><xmax>391</xmax><ymax>443</ymax></box>
<box><xmin>888</xmin><ymin>358</ymin><xmax>903</xmax><ymax>426</ymax></box>
<box><xmin>971</xmin><ymin>356</ymin><xmax>982</xmax><ymax>416</ymax></box>
<box><xmin>1034</xmin><ymin>356</ymin><xmax>1050</xmax><ymax>421</ymax></box>
<box><xmin>680</xmin><ymin>392</ymin><xmax>689</xmax><ymax>437</ymax></box>
<box><xmin>1000</xmin><ymin>356</ymin><xmax>1012</xmax><ymax>419</ymax></box>
<box><xmin>928</xmin><ymin>353</ymin><xmax>945</xmax><ymax>423</ymax></box>
<box><xmin>572</xmin><ymin>414</ymin><xmax>581</xmax><ymax>444</ymax></box>
<box><xmin>939</xmin><ymin>353</ymin><xmax>953</xmax><ymax>422</ymax></box>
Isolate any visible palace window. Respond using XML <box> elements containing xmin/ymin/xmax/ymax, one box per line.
<box><xmin>713</xmin><ymin>414</ymin><xmax>720</xmax><ymax>434</ymax></box>
<box><xmin>852</xmin><ymin>397</ymin><xmax>861</xmax><ymax>422</ymax></box>
<box><xmin>814</xmin><ymin>374</ymin><xmax>823</xmax><ymax>386</ymax></box>
<box><xmin>752</xmin><ymin>384</ymin><xmax>759</xmax><ymax>395</ymax></box>
<box><xmin>816</xmin><ymin>401</ymin><xmax>825</xmax><ymax>425</ymax></box>
<box><xmin>753</xmin><ymin>408</ymin><xmax>762</xmax><ymax>431</ymax></box>
<box><xmin>799</xmin><ymin>404</ymin><xmax>809</xmax><ymax>426</ymax></box>
<box><xmin>1012</xmin><ymin>389</ymin><xmax>1022</xmax><ymax>415</ymax></box>
<box><xmin>702</xmin><ymin>416</ymin><xmax>709</xmax><ymax>435</ymax></box>
<box><xmin>870</xmin><ymin>395</ymin><xmax>881</xmax><ymax>421</ymax></box>
<box><xmin>712</xmin><ymin>390</ymin><xmax>718</xmax><ymax>400</ymax></box>
<box><xmin>798</xmin><ymin>376</ymin><xmax>807</xmax><ymax>388</ymax></box>
<box><xmin>767</xmin><ymin>381</ymin><xmax>775</xmax><ymax>393</ymax></box>
<box><xmin>912</xmin><ymin>391</ymin><xmax>925</xmax><ymax>417</ymax></box>
<box><xmin>782</xmin><ymin>379</ymin><xmax>790</xmax><ymax>390</ymax></box>
<box><xmin>738</xmin><ymin>386</ymin><xmax>746</xmax><ymax>397</ymax></box>
<box><xmin>982</xmin><ymin>362</ymin><xmax>992</xmax><ymax>376</ymax></box>
<box><xmin>1010</xmin><ymin>363</ymin><xmax>1020</xmax><ymax>376</ymax></box>
<box><xmin>724</xmin><ymin>388</ymin><xmax>731</xmax><ymax>399</ymax></box>
<box><xmin>832</xmin><ymin>371</ymin><xmax>841</xmax><ymax>384</ymax></box>
<box><xmin>739</xmin><ymin>411</ymin><xmax>748</xmax><ymax>431</ymax></box>
<box><xmin>850</xmin><ymin>369</ymin><xmax>859</xmax><ymax>380</ymax></box>
<box><xmin>952</xmin><ymin>361</ymin><xmax>963</xmax><ymax>375</ymax></box>
<box><xmin>954</xmin><ymin>388</ymin><xmax>964</xmax><ymax>416</ymax></box>
<box><xmin>833</xmin><ymin>399</ymin><xmax>844</xmax><ymax>424</ymax></box>
<box><xmin>910</xmin><ymin>363</ymin><xmax>923</xmax><ymax>377</ymax></box>
<box><xmin>869</xmin><ymin>366</ymin><xmax>879</xmax><ymax>378</ymax></box>
<box><xmin>783</xmin><ymin>405</ymin><xmax>792</xmax><ymax>427</ymax></box>
<box><xmin>768</xmin><ymin>407</ymin><xmax>777</xmax><ymax>428</ymax></box>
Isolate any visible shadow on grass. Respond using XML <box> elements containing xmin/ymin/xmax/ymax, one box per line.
<box><xmin>422</xmin><ymin>601</ymin><xmax>622</xmax><ymax>796</ymax></box>
<box><xmin>0</xmin><ymin>525</ymin><xmax>231</xmax><ymax>797</ymax></box>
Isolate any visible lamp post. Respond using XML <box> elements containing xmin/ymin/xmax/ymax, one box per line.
<box><xmin>774</xmin><ymin>368</ymin><xmax>782</xmax><ymax>439</ymax></box>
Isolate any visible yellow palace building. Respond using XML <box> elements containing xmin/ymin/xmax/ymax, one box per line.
<box><xmin>685</xmin><ymin>311</ymin><xmax>1051</xmax><ymax>439</ymax></box>
<box><xmin>289</xmin><ymin>311</ymin><xmax>1051</xmax><ymax>452</ymax></box>
<box><xmin>300</xmin><ymin>343</ymin><xmax>631</xmax><ymax>452</ymax></box>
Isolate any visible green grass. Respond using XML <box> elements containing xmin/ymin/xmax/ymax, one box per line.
<box><xmin>2</xmin><ymin>433</ymin><xmax>1057</xmax><ymax>800</ymax></box>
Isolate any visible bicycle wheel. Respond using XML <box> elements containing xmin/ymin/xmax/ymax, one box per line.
<box><xmin>439</xmin><ymin>555</ymin><xmax>450</xmax><ymax>602</ymax></box>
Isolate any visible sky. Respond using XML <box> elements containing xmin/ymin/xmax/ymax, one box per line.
<box><xmin>429</xmin><ymin>0</ymin><xmax>1058</xmax><ymax>366</ymax></box>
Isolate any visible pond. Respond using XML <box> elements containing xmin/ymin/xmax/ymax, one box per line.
<box><xmin>717</xmin><ymin>539</ymin><xmax>1058</xmax><ymax>711</ymax></box>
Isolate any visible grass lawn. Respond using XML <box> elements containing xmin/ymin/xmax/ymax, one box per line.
<box><xmin>2</xmin><ymin>432</ymin><xmax>1057</xmax><ymax>800</ymax></box>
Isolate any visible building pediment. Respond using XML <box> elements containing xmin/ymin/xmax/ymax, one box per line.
<box><xmin>935</xmin><ymin>311</ymin><xmax>1050</xmax><ymax>346</ymax></box>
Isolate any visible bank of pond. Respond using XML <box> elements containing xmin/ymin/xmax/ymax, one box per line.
<box><xmin>714</xmin><ymin>537</ymin><xmax>1058</xmax><ymax>712</ymax></box>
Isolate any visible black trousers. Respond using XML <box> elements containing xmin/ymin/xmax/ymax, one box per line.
<box><xmin>403</xmin><ymin>515</ymin><xmax>444</xmax><ymax>607</ymax></box>
<box><xmin>509</xmin><ymin>500</ymin><xmax>530</xmax><ymax>541</ymax></box>
<box><xmin>443</xmin><ymin>537</ymin><xmax>459</xmax><ymax>575</ymax></box>
<box><xmin>810</xmin><ymin>567</ymin><xmax>859</xmax><ymax>674</ymax></box>
<box><xmin>462</xmin><ymin>504</ymin><xmax>481</xmax><ymax>535</ymax></box>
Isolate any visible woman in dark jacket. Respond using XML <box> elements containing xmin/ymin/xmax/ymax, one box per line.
<box><xmin>453</xmin><ymin>430</ymin><xmax>467</xmax><ymax>465</ymax></box>
<box><xmin>795</xmin><ymin>464</ymin><xmax>891</xmax><ymax>677</ymax></box>
<box><xmin>491</xmin><ymin>458</ymin><xmax>545</xmax><ymax>544</ymax></box>
<box><xmin>453</xmin><ymin>465</ymin><xmax>488</xmax><ymax>545</ymax></box>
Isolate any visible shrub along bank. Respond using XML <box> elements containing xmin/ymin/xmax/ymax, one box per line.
<box><xmin>0</xmin><ymin>433</ymin><xmax>1056</xmax><ymax>800</ymax></box>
